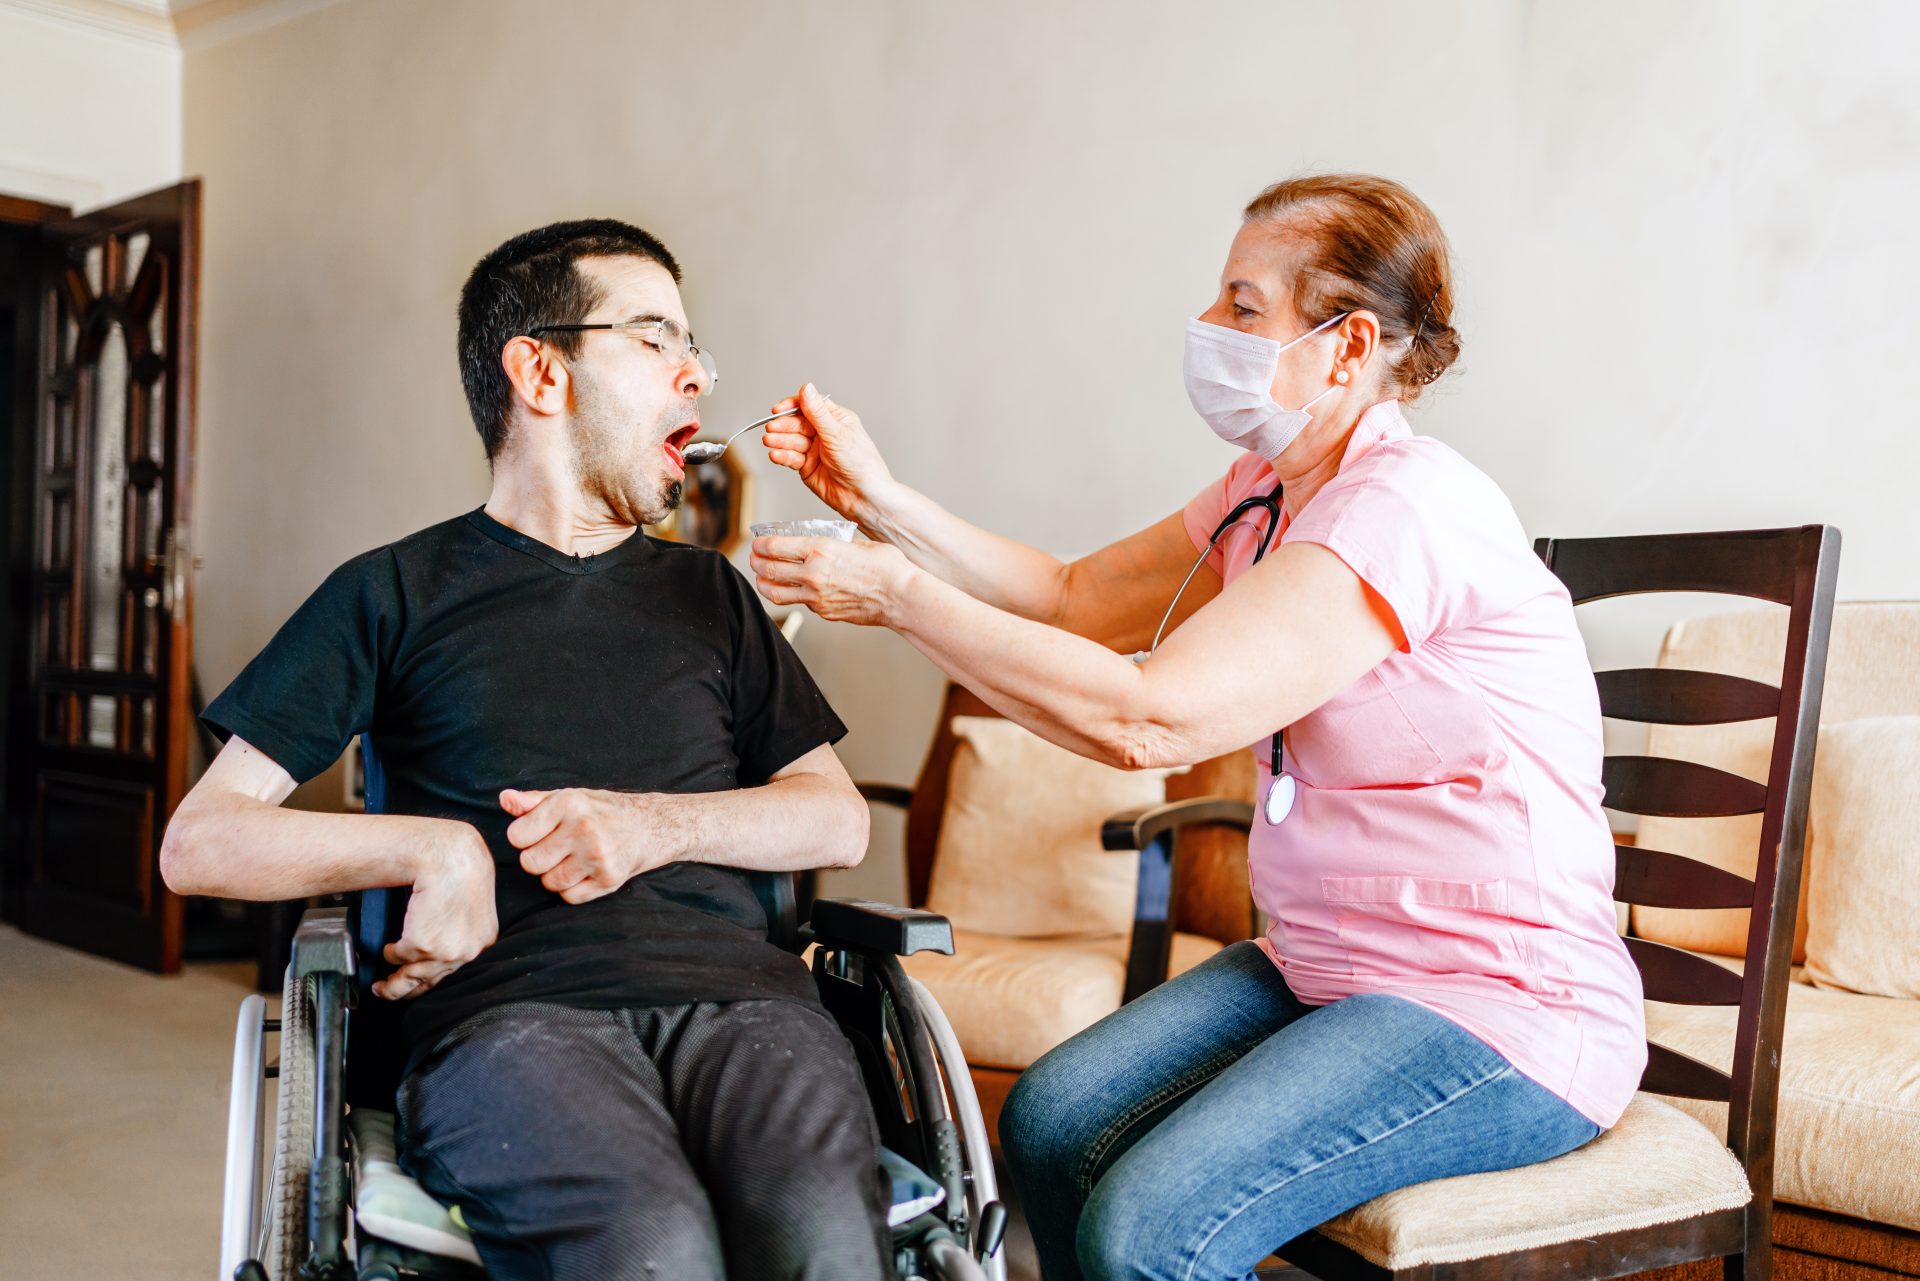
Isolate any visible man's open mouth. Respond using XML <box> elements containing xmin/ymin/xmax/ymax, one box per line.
<box><xmin>663</xmin><ymin>423</ymin><xmax>700</xmax><ymax>471</ymax></box>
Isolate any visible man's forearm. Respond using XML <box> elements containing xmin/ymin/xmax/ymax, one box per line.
<box><xmin>862</xmin><ymin>480</ymin><xmax>1075</xmax><ymax>625</ymax></box>
<box><xmin>160</xmin><ymin>791</ymin><xmax>474</xmax><ymax>901</ymax></box>
<box><xmin>661</xmin><ymin>773</ymin><xmax>869</xmax><ymax>874</ymax></box>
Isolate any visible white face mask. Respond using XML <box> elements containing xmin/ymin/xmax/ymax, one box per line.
<box><xmin>1183</xmin><ymin>312</ymin><xmax>1348</xmax><ymax>459</ymax></box>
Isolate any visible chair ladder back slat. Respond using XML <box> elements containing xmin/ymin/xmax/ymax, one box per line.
<box><xmin>1602</xmin><ymin>755</ymin><xmax>1767</xmax><ymax>818</ymax></box>
<box><xmin>1626</xmin><ymin>935</ymin><xmax>1745</xmax><ymax>1007</ymax></box>
<box><xmin>1614</xmin><ymin>845</ymin><xmax>1756</xmax><ymax>909</ymax></box>
<box><xmin>1594</xmin><ymin>668</ymin><xmax>1781</xmax><ymax>725</ymax></box>
<box><xmin>1532</xmin><ymin>529</ymin><xmax>1805</xmax><ymax>605</ymax></box>
<box><xmin>1642</xmin><ymin>1042</ymin><xmax>1734</xmax><ymax>1102</ymax></box>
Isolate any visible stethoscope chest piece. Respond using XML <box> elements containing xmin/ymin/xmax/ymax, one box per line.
<box><xmin>1264</xmin><ymin>772</ymin><xmax>1297</xmax><ymax>826</ymax></box>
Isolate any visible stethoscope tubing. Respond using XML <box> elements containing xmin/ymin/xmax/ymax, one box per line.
<box><xmin>1145</xmin><ymin>480</ymin><xmax>1290</xmax><ymax>793</ymax></box>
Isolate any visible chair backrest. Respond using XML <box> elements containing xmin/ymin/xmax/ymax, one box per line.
<box><xmin>902</xmin><ymin>684</ymin><xmax>999</xmax><ymax>908</ymax></box>
<box><xmin>904</xmin><ymin>683</ymin><xmax>1257</xmax><ymax>946</ymax></box>
<box><xmin>1535</xmin><ymin>527</ymin><xmax>1839</xmax><ymax>1197</ymax></box>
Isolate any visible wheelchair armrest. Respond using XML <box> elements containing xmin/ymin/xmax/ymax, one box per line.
<box><xmin>1101</xmin><ymin>797</ymin><xmax>1255</xmax><ymax>1005</ymax></box>
<box><xmin>292</xmin><ymin>906</ymin><xmax>357</xmax><ymax>980</ymax></box>
<box><xmin>855</xmin><ymin>781</ymin><xmax>914</xmax><ymax>811</ymax></box>
<box><xmin>808</xmin><ymin>897</ymin><xmax>955</xmax><ymax>957</ymax></box>
<box><xmin>1101</xmin><ymin>797</ymin><xmax>1256</xmax><ymax>852</ymax></box>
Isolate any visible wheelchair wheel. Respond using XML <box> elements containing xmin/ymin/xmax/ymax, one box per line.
<box><xmin>266</xmin><ymin>968</ymin><xmax>315</xmax><ymax>1279</ymax></box>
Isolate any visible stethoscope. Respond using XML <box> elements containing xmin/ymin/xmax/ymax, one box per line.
<box><xmin>1142</xmin><ymin>478</ymin><xmax>1297</xmax><ymax>826</ymax></box>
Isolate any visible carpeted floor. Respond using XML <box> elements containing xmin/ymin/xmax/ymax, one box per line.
<box><xmin>0</xmin><ymin>923</ymin><xmax>258</xmax><ymax>1280</ymax></box>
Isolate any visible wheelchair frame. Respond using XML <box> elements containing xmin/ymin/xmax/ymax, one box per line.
<box><xmin>221</xmin><ymin>893</ymin><xmax>1007</xmax><ymax>1281</ymax></box>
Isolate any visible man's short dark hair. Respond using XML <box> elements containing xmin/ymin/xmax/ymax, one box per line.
<box><xmin>457</xmin><ymin>219</ymin><xmax>682</xmax><ymax>459</ymax></box>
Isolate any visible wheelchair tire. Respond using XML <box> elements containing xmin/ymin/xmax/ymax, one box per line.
<box><xmin>266</xmin><ymin>969</ymin><xmax>315</xmax><ymax>1280</ymax></box>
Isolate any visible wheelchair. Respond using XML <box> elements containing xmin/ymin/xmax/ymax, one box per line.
<box><xmin>220</xmin><ymin>875</ymin><xmax>1008</xmax><ymax>1281</ymax></box>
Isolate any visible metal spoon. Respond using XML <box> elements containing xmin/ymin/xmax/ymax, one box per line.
<box><xmin>682</xmin><ymin>398</ymin><xmax>825</xmax><ymax>465</ymax></box>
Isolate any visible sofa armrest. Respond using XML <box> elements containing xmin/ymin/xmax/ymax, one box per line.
<box><xmin>808</xmin><ymin>897</ymin><xmax>955</xmax><ymax>957</ymax></box>
<box><xmin>1102</xmin><ymin>797</ymin><xmax>1256</xmax><ymax>1004</ymax></box>
<box><xmin>855</xmin><ymin>781</ymin><xmax>915</xmax><ymax>811</ymax></box>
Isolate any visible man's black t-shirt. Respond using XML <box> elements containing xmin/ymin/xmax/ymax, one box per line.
<box><xmin>203</xmin><ymin>509</ymin><xmax>846</xmax><ymax>1064</ymax></box>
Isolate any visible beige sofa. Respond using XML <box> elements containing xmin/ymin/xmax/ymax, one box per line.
<box><xmin>1632</xmin><ymin>603</ymin><xmax>1920</xmax><ymax>1278</ymax></box>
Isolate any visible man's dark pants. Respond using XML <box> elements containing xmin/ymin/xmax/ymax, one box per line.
<box><xmin>396</xmin><ymin>999</ymin><xmax>893</xmax><ymax>1281</ymax></box>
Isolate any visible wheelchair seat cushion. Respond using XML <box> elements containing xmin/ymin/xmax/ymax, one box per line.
<box><xmin>348</xmin><ymin>1108</ymin><xmax>482</xmax><ymax>1265</ymax></box>
<box><xmin>347</xmin><ymin>1108</ymin><xmax>945</xmax><ymax>1263</ymax></box>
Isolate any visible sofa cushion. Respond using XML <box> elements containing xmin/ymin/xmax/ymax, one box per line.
<box><xmin>1314</xmin><ymin>1094</ymin><xmax>1748</xmax><ymax>1268</ymax></box>
<box><xmin>1805</xmin><ymin>716</ymin><xmax>1920</xmax><ymax>999</ymax></box>
<box><xmin>1631</xmin><ymin>603</ymin><xmax>1920</xmax><ymax>963</ymax></box>
<box><xmin>899</xmin><ymin>927</ymin><xmax>1220</xmax><ymax>1069</ymax></box>
<box><xmin>1644</xmin><ymin>979</ymin><xmax>1920</xmax><ymax>1231</ymax></box>
<box><xmin>925</xmin><ymin>716</ymin><xmax>1178</xmax><ymax>937</ymax></box>
<box><xmin>1632</xmin><ymin>720</ymin><xmax>1786</xmax><ymax>960</ymax></box>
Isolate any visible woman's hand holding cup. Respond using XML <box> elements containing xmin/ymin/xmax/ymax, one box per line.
<box><xmin>751</xmin><ymin>532</ymin><xmax>917</xmax><ymax>629</ymax></box>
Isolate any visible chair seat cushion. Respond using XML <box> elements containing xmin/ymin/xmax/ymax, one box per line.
<box><xmin>1645</xmin><ymin>979</ymin><xmax>1920</xmax><ymax>1230</ymax></box>
<box><xmin>1313</xmin><ymin>1094</ymin><xmax>1749</xmax><ymax>1269</ymax></box>
<box><xmin>347</xmin><ymin>1110</ymin><xmax>952</xmax><ymax>1262</ymax></box>
<box><xmin>900</xmin><ymin>927</ymin><xmax>1222</xmax><ymax>1069</ymax></box>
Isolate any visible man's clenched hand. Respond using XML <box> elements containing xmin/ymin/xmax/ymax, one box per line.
<box><xmin>500</xmin><ymin>788</ymin><xmax>684</xmax><ymax>904</ymax></box>
<box><xmin>374</xmin><ymin>825</ymin><xmax>498</xmax><ymax>1000</ymax></box>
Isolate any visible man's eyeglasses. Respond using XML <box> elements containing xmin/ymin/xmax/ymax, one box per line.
<box><xmin>528</xmin><ymin>318</ymin><xmax>718</xmax><ymax>393</ymax></box>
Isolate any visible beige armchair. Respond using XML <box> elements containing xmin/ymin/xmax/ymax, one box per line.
<box><xmin>857</xmin><ymin>684</ymin><xmax>1260</xmax><ymax>1137</ymax></box>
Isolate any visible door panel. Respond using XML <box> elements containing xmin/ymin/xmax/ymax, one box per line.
<box><xmin>17</xmin><ymin>180</ymin><xmax>198</xmax><ymax>971</ymax></box>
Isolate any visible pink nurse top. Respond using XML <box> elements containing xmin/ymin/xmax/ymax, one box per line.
<box><xmin>1182</xmin><ymin>398</ymin><xmax>1646</xmax><ymax>1128</ymax></box>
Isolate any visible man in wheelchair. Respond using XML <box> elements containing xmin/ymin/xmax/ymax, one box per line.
<box><xmin>164</xmin><ymin>220</ymin><xmax>913</xmax><ymax>1280</ymax></box>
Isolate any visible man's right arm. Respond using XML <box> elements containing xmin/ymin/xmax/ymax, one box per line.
<box><xmin>161</xmin><ymin>735</ymin><xmax>497</xmax><ymax>999</ymax></box>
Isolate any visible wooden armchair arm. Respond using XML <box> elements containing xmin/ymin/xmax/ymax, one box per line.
<box><xmin>856</xmin><ymin>781</ymin><xmax>915</xmax><ymax>810</ymax></box>
<box><xmin>1101</xmin><ymin>797</ymin><xmax>1256</xmax><ymax>1004</ymax></box>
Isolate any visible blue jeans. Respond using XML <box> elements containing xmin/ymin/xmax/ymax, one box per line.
<box><xmin>999</xmin><ymin>942</ymin><xmax>1601</xmax><ymax>1281</ymax></box>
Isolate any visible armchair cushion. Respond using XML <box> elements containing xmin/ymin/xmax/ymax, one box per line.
<box><xmin>899</xmin><ymin>927</ymin><xmax>1220</xmax><ymax>1069</ymax></box>
<box><xmin>1314</xmin><ymin>1094</ymin><xmax>1748</xmax><ymax>1268</ymax></box>
<box><xmin>1804</xmin><ymin>715</ymin><xmax>1920</xmax><ymax>999</ymax></box>
<box><xmin>925</xmin><ymin>716</ymin><xmax>1180</xmax><ymax>938</ymax></box>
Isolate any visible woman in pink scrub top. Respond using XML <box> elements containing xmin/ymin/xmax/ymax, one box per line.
<box><xmin>752</xmin><ymin>174</ymin><xmax>1644</xmax><ymax>1281</ymax></box>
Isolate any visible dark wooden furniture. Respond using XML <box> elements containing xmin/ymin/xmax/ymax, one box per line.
<box><xmin>856</xmin><ymin>681</ymin><xmax>1257</xmax><ymax>1132</ymax></box>
<box><xmin>1272</xmin><ymin>525</ymin><xmax>1840</xmax><ymax>1281</ymax></box>
<box><xmin>2</xmin><ymin>181</ymin><xmax>202</xmax><ymax>972</ymax></box>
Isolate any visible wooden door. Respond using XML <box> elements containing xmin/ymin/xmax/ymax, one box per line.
<box><xmin>17</xmin><ymin>181</ymin><xmax>199</xmax><ymax>971</ymax></box>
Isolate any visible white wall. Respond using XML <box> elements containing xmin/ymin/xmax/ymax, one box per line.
<box><xmin>182</xmin><ymin>0</ymin><xmax>1920</xmax><ymax>900</ymax></box>
<box><xmin>0</xmin><ymin>4</ymin><xmax>181</xmax><ymax>209</ymax></box>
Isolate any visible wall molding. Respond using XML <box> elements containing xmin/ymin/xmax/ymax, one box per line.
<box><xmin>0</xmin><ymin>0</ymin><xmax>178</xmax><ymax>47</ymax></box>
<box><xmin>0</xmin><ymin>0</ymin><xmax>348</xmax><ymax>52</ymax></box>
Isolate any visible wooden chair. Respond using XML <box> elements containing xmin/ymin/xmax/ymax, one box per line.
<box><xmin>856</xmin><ymin>683</ymin><xmax>1257</xmax><ymax>1134</ymax></box>
<box><xmin>1271</xmin><ymin>525</ymin><xmax>1840</xmax><ymax>1281</ymax></box>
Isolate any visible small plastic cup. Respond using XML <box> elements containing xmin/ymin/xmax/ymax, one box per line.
<box><xmin>750</xmin><ymin>519</ymin><xmax>857</xmax><ymax>541</ymax></box>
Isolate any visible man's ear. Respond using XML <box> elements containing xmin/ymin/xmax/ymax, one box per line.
<box><xmin>501</xmin><ymin>335</ymin><xmax>571</xmax><ymax>419</ymax></box>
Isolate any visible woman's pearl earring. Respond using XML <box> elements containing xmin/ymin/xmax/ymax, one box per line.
<box><xmin>1335</xmin><ymin>369</ymin><xmax>1350</xmax><ymax>384</ymax></box>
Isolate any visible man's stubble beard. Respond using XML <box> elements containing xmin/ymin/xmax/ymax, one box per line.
<box><xmin>569</xmin><ymin>370</ymin><xmax>685</xmax><ymax>528</ymax></box>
